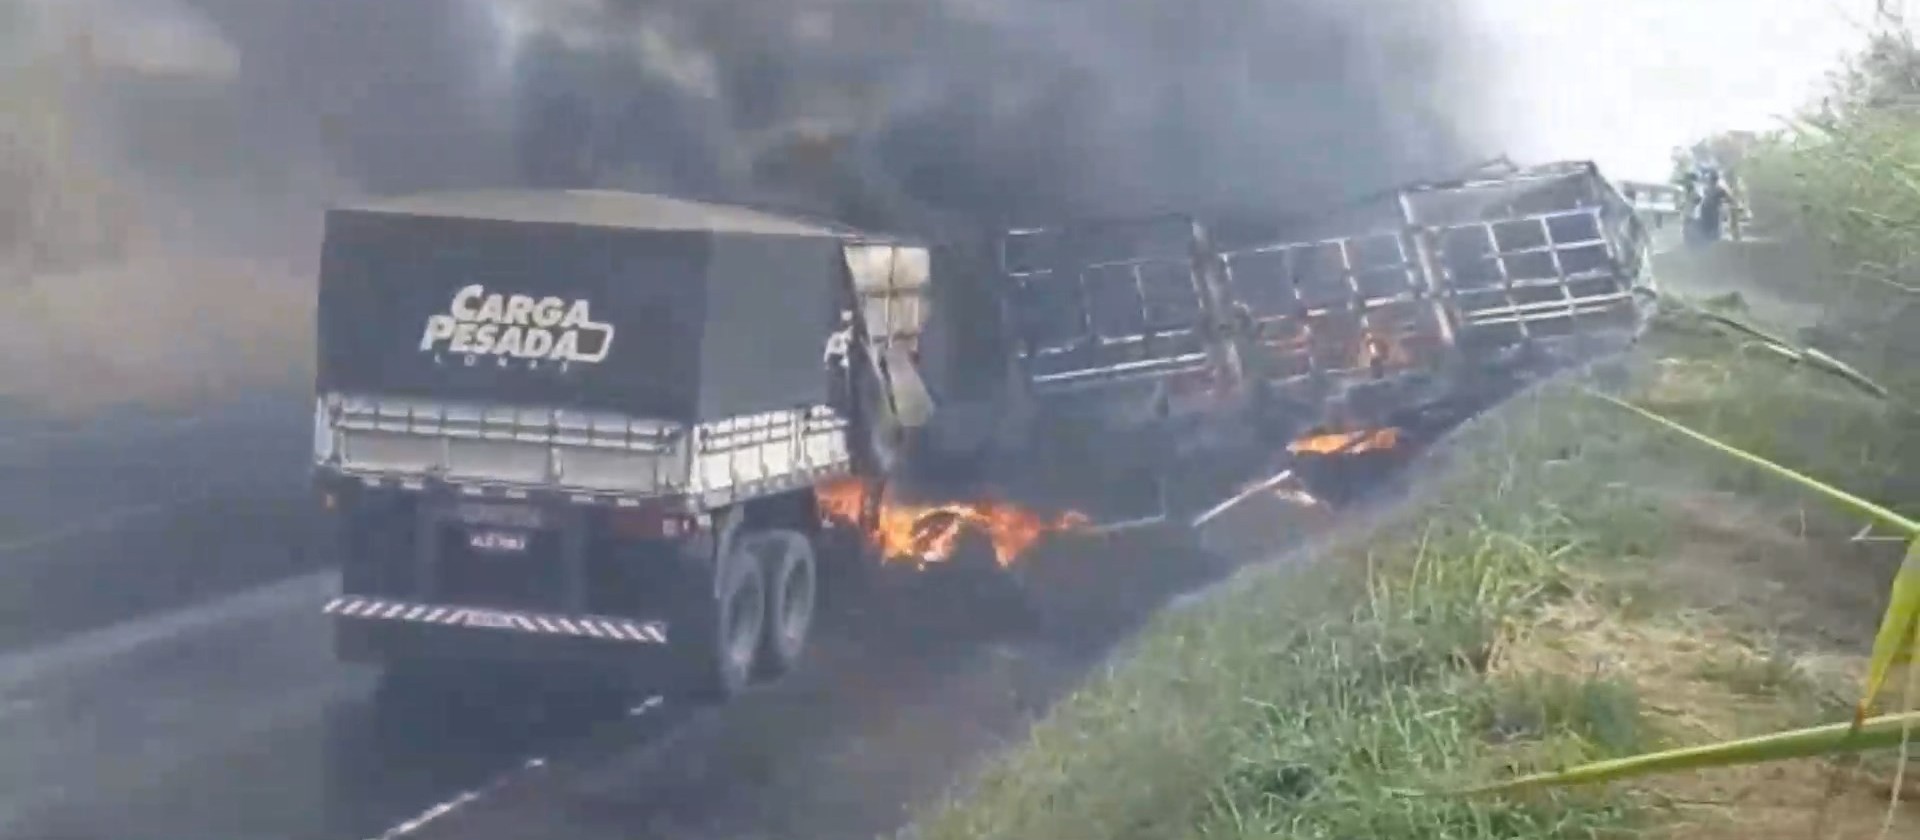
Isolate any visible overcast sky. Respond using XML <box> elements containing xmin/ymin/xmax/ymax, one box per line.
<box><xmin>1468</xmin><ymin>0</ymin><xmax>1875</xmax><ymax>181</ymax></box>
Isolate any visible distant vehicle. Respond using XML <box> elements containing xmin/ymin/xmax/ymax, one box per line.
<box><xmin>309</xmin><ymin>160</ymin><xmax>1656</xmax><ymax>710</ymax></box>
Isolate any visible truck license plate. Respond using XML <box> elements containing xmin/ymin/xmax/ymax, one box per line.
<box><xmin>452</xmin><ymin>502</ymin><xmax>546</xmax><ymax>531</ymax></box>
<box><xmin>462</xmin><ymin>610</ymin><xmax>518</xmax><ymax>629</ymax></box>
<box><xmin>467</xmin><ymin>529</ymin><xmax>531</xmax><ymax>554</ymax></box>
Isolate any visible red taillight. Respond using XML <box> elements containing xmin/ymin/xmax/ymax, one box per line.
<box><xmin>608</xmin><ymin>506</ymin><xmax>698</xmax><ymax>541</ymax></box>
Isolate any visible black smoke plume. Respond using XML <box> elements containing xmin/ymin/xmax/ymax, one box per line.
<box><xmin>3</xmin><ymin>0</ymin><xmax>1495</xmax><ymax>409</ymax></box>
<box><xmin>492</xmin><ymin>0</ymin><xmax>1496</xmax><ymax>230</ymax></box>
<box><xmin>152</xmin><ymin>0</ymin><xmax>1497</xmax><ymax>232</ymax></box>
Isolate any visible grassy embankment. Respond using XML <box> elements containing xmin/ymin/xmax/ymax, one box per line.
<box><xmin>909</xmin><ymin>36</ymin><xmax>1920</xmax><ymax>840</ymax></box>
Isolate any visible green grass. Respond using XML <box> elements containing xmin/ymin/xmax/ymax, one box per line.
<box><xmin>909</xmin><ymin>375</ymin><xmax>1680</xmax><ymax>840</ymax></box>
<box><xmin>1626</xmin><ymin>313</ymin><xmax>1919</xmax><ymax>521</ymax></box>
<box><xmin>1693</xmin><ymin>647</ymin><xmax>1805</xmax><ymax>698</ymax></box>
<box><xmin>1480</xmin><ymin>672</ymin><xmax>1650</xmax><ymax>762</ymax></box>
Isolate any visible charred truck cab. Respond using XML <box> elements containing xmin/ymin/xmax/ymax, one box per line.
<box><xmin>312</xmin><ymin>190</ymin><xmax>932</xmax><ymax>701</ymax></box>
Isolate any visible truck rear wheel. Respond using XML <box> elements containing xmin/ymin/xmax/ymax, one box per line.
<box><xmin>677</xmin><ymin>540</ymin><xmax>767</xmax><ymax>702</ymax></box>
<box><xmin>749</xmin><ymin>529</ymin><xmax>817</xmax><ymax>678</ymax></box>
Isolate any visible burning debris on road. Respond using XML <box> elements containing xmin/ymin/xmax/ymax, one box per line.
<box><xmin>1287</xmin><ymin>427</ymin><xmax>1403</xmax><ymax>456</ymax></box>
<box><xmin>815</xmin><ymin>477</ymin><xmax>1090</xmax><ymax>569</ymax></box>
<box><xmin>815</xmin><ymin>426</ymin><xmax>1407</xmax><ymax>568</ymax></box>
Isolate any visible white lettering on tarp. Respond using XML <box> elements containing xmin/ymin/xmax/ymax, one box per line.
<box><xmin>420</xmin><ymin>284</ymin><xmax>615</xmax><ymax>366</ymax></box>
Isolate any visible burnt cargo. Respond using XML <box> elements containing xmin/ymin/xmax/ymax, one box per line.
<box><xmin>1230</xmin><ymin>159</ymin><xmax>1654</xmax><ymax>433</ymax></box>
<box><xmin>316</xmin><ymin>190</ymin><xmax>866</xmax><ymax>424</ymax></box>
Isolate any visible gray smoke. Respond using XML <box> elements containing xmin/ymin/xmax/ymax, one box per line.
<box><xmin>87</xmin><ymin>0</ymin><xmax>512</xmax><ymax>255</ymax></box>
<box><xmin>491</xmin><ymin>0</ymin><xmax>1497</xmax><ymax>230</ymax></box>
<box><xmin>102</xmin><ymin>0</ymin><xmax>1497</xmax><ymax>234</ymax></box>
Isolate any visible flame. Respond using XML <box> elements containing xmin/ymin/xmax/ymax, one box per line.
<box><xmin>1358</xmin><ymin>330</ymin><xmax>1414</xmax><ymax>373</ymax></box>
<box><xmin>1287</xmin><ymin>427</ymin><xmax>1401</xmax><ymax>456</ymax></box>
<box><xmin>815</xmin><ymin>478</ymin><xmax>1089</xmax><ymax>568</ymax></box>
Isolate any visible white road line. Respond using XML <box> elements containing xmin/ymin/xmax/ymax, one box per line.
<box><xmin>366</xmin><ymin>696</ymin><xmax>665</xmax><ymax>840</ymax></box>
<box><xmin>0</xmin><ymin>491</ymin><xmax>218</xmax><ymax>555</ymax></box>
<box><xmin>366</xmin><ymin>758</ymin><xmax>545</xmax><ymax>840</ymax></box>
<box><xmin>0</xmin><ymin>571</ymin><xmax>331</xmax><ymax>694</ymax></box>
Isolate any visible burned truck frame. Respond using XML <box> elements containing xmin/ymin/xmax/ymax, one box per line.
<box><xmin>964</xmin><ymin>160</ymin><xmax>1655</xmax><ymax>525</ymax></box>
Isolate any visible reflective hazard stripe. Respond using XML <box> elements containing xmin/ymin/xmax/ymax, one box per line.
<box><xmin>322</xmin><ymin>596</ymin><xmax>667</xmax><ymax>644</ymax></box>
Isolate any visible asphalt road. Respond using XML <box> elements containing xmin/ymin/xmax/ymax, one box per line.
<box><xmin>0</xmin><ymin>512</ymin><xmax>1310</xmax><ymax>840</ymax></box>
<box><xmin>0</xmin><ymin>392</ymin><xmax>315</xmax><ymax>651</ymax></box>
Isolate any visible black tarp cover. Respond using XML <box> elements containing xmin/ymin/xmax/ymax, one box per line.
<box><xmin>315</xmin><ymin>190</ymin><xmax>856</xmax><ymax>422</ymax></box>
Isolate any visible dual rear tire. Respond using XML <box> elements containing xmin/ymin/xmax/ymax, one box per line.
<box><xmin>681</xmin><ymin>527</ymin><xmax>818</xmax><ymax>702</ymax></box>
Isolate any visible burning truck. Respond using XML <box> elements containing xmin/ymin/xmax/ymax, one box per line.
<box><xmin>310</xmin><ymin>159</ymin><xmax>1654</xmax><ymax>706</ymax></box>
